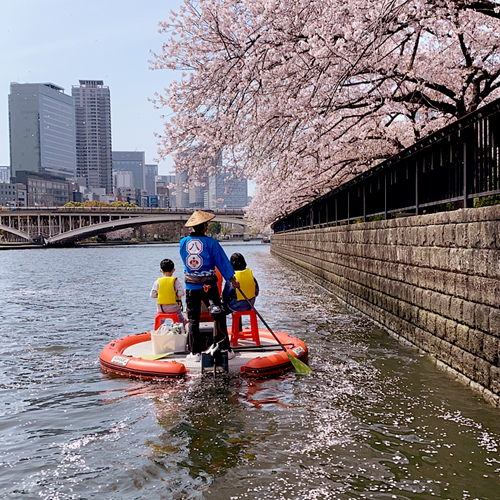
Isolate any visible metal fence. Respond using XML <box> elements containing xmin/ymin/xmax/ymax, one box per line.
<box><xmin>272</xmin><ymin>98</ymin><xmax>500</xmax><ymax>233</ymax></box>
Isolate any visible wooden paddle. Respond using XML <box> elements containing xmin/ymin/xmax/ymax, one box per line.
<box><xmin>237</xmin><ymin>289</ymin><xmax>313</xmax><ymax>374</ymax></box>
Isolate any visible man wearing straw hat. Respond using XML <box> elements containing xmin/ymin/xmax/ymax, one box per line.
<box><xmin>180</xmin><ymin>210</ymin><xmax>240</xmax><ymax>361</ymax></box>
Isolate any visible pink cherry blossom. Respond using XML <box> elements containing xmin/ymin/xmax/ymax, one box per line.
<box><xmin>150</xmin><ymin>0</ymin><xmax>500</xmax><ymax>228</ymax></box>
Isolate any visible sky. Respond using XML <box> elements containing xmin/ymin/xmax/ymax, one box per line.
<box><xmin>0</xmin><ymin>0</ymin><xmax>185</xmax><ymax>176</ymax></box>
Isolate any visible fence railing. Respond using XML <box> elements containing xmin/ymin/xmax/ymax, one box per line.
<box><xmin>272</xmin><ymin>98</ymin><xmax>500</xmax><ymax>233</ymax></box>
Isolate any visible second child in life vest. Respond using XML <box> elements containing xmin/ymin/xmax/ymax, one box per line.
<box><xmin>150</xmin><ymin>258</ymin><xmax>185</xmax><ymax>324</ymax></box>
<box><xmin>222</xmin><ymin>253</ymin><xmax>259</xmax><ymax>312</ymax></box>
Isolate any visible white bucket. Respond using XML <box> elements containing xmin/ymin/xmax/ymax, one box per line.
<box><xmin>151</xmin><ymin>321</ymin><xmax>187</xmax><ymax>354</ymax></box>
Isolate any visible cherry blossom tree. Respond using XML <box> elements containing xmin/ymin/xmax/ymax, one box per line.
<box><xmin>151</xmin><ymin>0</ymin><xmax>500</xmax><ymax>227</ymax></box>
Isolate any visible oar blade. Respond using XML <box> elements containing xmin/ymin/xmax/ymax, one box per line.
<box><xmin>140</xmin><ymin>352</ymin><xmax>173</xmax><ymax>360</ymax></box>
<box><xmin>287</xmin><ymin>352</ymin><xmax>313</xmax><ymax>374</ymax></box>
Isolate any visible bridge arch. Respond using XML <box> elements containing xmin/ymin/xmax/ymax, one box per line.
<box><xmin>0</xmin><ymin>208</ymin><xmax>247</xmax><ymax>245</ymax></box>
<box><xmin>47</xmin><ymin>213</ymin><xmax>247</xmax><ymax>245</ymax></box>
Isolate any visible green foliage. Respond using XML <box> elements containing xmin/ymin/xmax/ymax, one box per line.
<box><xmin>207</xmin><ymin>221</ymin><xmax>222</xmax><ymax>236</ymax></box>
<box><xmin>64</xmin><ymin>200</ymin><xmax>138</xmax><ymax>208</ymax></box>
<box><xmin>111</xmin><ymin>201</ymin><xmax>138</xmax><ymax>208</ymax></box>
<box><xmin>474</xmin><ymin>195</ymin><xmax>500</xmax><ymax>208</ymax></box>
<box><xmin>368</xmin><ymin>214</ymin><xmax>385</xmax><ymax>222</ymax></box>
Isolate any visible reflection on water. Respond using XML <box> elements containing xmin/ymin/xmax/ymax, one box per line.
<box><xmin>0</xmin><ymin>243</ymin><xmax>499</xmax><ymax>499</ymax></box>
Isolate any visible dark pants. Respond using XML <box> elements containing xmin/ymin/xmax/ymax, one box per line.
<box><xmin>185</xmin><ymin>285</ymin><xmax>231</xmax><ymax>354</ymax></box>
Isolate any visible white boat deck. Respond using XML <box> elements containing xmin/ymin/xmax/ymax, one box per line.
<box><xmin>123</xmin><ymin>336</ymin><xmax>284</xmax><ymax>375</ymax></box>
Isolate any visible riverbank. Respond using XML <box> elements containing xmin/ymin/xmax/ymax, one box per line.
<box><xmin>0</xmin><ymin>238</ymin><xmax>267</xmax><ymax>250</ymax></box>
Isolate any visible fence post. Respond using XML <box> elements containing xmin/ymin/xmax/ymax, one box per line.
<box><xmin>463</xmin><ymin>142</ymin><xmax>473</xmax><ymax>208</ymax></box>
<box><xmin>415</xmin><ymin>159</ymin><xmax>420</xmax><ymax>215</ymax></box>
<box><xmin>384</xmin><ymin>173</ymin><xmax>388</xmax><ymax>220</ymax></box>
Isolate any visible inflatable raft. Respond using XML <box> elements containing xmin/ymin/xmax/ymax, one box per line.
<box><xmin>99</xmin><ymin>328</ymin><xmax>308</xmax><ymax>380</ymax></box>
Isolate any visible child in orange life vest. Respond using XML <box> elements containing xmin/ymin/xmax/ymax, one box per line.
<box><xmin>150</xmin><ymin>259</ymin><xmax>185</xmax><ymax>324</ymax></box>
<box><xmin>222</xmin><ymin>253</ymin><xmax>259</xmax><ymax>312</ymax></box>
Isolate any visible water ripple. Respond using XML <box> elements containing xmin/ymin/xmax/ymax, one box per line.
<box><xmin>1</xmin><ymin>245</ymin><xmax>500</xmax><ymax>499</ymax></box>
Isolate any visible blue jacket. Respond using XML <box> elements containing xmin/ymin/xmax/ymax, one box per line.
<box><xmin>179</xmin><ymin>234</ymin><xmax>235</xmax><ymax>290</ymax></box>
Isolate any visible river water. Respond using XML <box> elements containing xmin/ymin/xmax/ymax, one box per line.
<box><xmin>1</xmin><ymin>242</ymin><xmax>499</xmax><ymax>500</ymax></box>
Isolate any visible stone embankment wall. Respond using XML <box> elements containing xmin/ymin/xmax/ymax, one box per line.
<box><xmin>271</xmin><ymin>206</ymin><xmax>500</xmax><ymax>405</ymax></box>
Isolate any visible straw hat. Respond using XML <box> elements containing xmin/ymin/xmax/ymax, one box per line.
<box><xmin>185</xmin><ymin>210</ymin><xmax>216</xmax><ymax>227</ymax></box>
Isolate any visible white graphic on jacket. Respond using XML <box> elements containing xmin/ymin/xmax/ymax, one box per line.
<box><xmin>186</xmin><ymin>239</ymin><xmax>203</xmax><ymax>270</ymax></box>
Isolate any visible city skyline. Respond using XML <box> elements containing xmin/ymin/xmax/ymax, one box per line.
<box><xmin>0</xmin><ymin>0</ymin><xmax>183</xmax><ymax>178</ymax></box>
<box><xmin>0</xmin><ymin>0</ymin><xmax>255</xmax><ymax>197</ymax></box>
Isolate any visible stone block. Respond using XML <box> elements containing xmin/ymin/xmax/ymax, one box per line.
<box><xmin>489</xmin><ymin>249</ymin><xmax>500</xmax><ymax>280</ymax></box>
<box><xmin>429</xmin><ymin>247</ymin><xmax>440</xmax><ymax>269</ymax></box>
<box><xmin>434</xmin><ymin>269</ymin><xmax>447</xmax><ymax>293</ymax></box>
<box><xmin>445</xmin><ymin>319</ymin><xmax>458</xmax><ymax>344</ymax></box>
<box><xmin>450</xmin><ymin>345</ymin><xmax>465</xmax><ymax>372</ymax></box>
<box><xmin>459</xmin><ymin>249</ymin><xmax>474</xmax><ymax>274</ymax></box>
<box><xmin>429</xmin><ymin>291</ymin><xmax>442</xmax><ymax>314</ymax></box>
<box><xmin>468</xmin><ymin>223</ymin><xmax>482</xmax><ymax>248</ymax></box>
<box><xmin>449</xmin><ymin>297</ymin><xmax>464</xmax><ymax>323</ymax></box>
<box><xmin>436</xmin><ymin>316</ymin><xmax>447</xmax><ymax>338</ymax></box>
<box><xmin>454</xmin><ymin>273</ymin><xmax>468</xmax><ymax>300</ymax></box>
<box><xmin>422</xmin><ymin>290</ymin><xmax>432</xmax><ymax>311</ymax></box>
<box><xmin>474</xmin><ymin>249</ymin><xmax>490</xmax><ymax>277</ymax></box>
<box><xmin>421</xmin><ymin>330</ymin><xmax>435</xmax><ymax>352</ymax></box>
<box><xmin>440</xmin><ymin>295</ymin><xmax>452</xmax><ymax>317</ymax></box>
<box><xmin>462</xmin><ymin>351</ymin><xmax>477</xmax><ymax>380</ymax></box>
<box><xmin>427</xmin><ymin>312</ymin><xmax>438</xmax><ymax>334</ymax></box>
<box><xmin>469</xmin><ymin>329</ymin><xmax>484</xmax><ymax>356</ymax></box>
<box><xmin>423</xmin><ymin>247</ymin><xmax>433</xmax><ymax>267</ymax></box>
<box><xmin>435</xmin><ymin>211</ymin><xmax>451</xmax><ymax>225</ymax></box>
<box><xmin>443</xmin><ymin>224</ymin><xmax>456</xmax><ymax>248</ymax></box>
<box><xmin>419</xmin><ymin>268</ymin><xmax>435</xmax><ymax>290</ymax></box>
<box><xmin>490</xmin><ymin>307</ymin><xmax>500</xmax><ymax>337</ymax></box>
<box><xmin>481</xmin><ymin>222</ymin><xmax>498</xmax><ymax>249</ymax></box>
<box><xmin>490</xmin><ymin>365</ymin><xmax>500</xmax><ymax>395</ymax></box>
<box><xmin>462</xmin><ymin>301</ymin><xmax>476</xmax><ymax>329</ymax></box>
<box><xmin>456</xmin><ymin>324</ymin><xmax>470</xmax><ymax>350</ymax></box>
<box><xmin>435</xmin><ymin>225</ymin><xmax>445</xmax><ymax>247</ymax></box>
<box><xmin>475</xmin><ymin>304</ymin><xmax>490</xmax><ymax>333</ymax></box>
<box><xmin>482</xmin><ymin>334</ymin><xmax>498</xmax><ymax>364</ymax></box>
<box><xmin>417</xmin><ymin>226</ymin><xmax>428</xmax><ymax>246</ymax></box>
<box><xmin>427</xmin><ymin>225</ymin><xmax>438</xmax><ymax>246</ymax></box>
<box><xmin>456</xmin><ymin>223</ymin><xmax>469</xmax><ymax>247</ymax></box>
<box><xmin>475</xmin><ymin>358</ymin><xmax>492</xmax><ymax>388</ymax></box>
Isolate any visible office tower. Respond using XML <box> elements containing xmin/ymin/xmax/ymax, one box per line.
<box><xmin>113</xmin><ymin>170</ymin><xmax>134</xmax><ymax>189</ymax></box>
<box><xmin>173</xmin><ymin>170</ymin><xmax>190</xmax><ymax>208</ymax></box>
<box><xmin>208</xmin><ymin>173</ymin><xmax>248</xmax><ymax>209</ymax></box>
<box><xmin>9</xmin><ymin>83</ymin><xmax>76</xmax><ymax>178</ymax></box>
<box><xmin>189</xmin><ymin>180</ymin><xmax>207</xmax><ymax>208</ymax></box>
<box><xmin>72</xmin><ymin>80</ymin><xmax>113</xmax><ymax>193</ymax></box>
<box><xmin>0</xmin><ymin>166</ymin><xmax>10</xmax><ymax>182</ymax></box>
<box><xmin>145</xmin><ymin>164</ymin><xmax>158</xmax><ymax>195</ymax></box>
<box><xmin>112</xmin><ymin>151</ymin><xmax>146</xmax><ymax>190</ymax></box>
<box><xmin>156</xmin><ymin>174</ymin><xmax>175</xmax><ymax>207</ymax></box>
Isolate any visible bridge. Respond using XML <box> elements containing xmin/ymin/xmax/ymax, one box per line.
<box><xmin>0</xmin><ymin>207</ymin><xmax>247</xmax><ymax>246</ymax></box>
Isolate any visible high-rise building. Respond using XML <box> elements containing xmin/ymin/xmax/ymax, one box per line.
<box><xmin>0</xmin><ymin>166</ymin><xmax>10</xmax><ymax>182</ymax></box>
<box><xmin>9</xmin><ymin>83</ymin><xmax>76</xmax><ymax>179</ymax></box>
<box><xmin>112</xmin><ymin>151</ymin><xmax>146</xmax><ymax>190</ymax></box>
<box><xmin>72</xmin><ymin>80</ymin><xmax>113</xmax><ymax>193</ymax></box>
<box><xmin>145</xmin><ymin>164</ymin><xmax>158</xmax><ymax>195</ymax></box>
<box><xmin>207</xmin><ymin>174</ymin><xmax>248</xmax><ymax>209</ymax></box>
<box><xmin>113</xmin><ymin>170</ymin><xmax>134</xmax><ymax>189</ymax></box>
<box><xmin>173</xmin><ymin>170</ymin><xmax>190</xmax><ymax>208</ymax></box>
<box><xmin>156</xmin><ymin>174</ymin><xmax>175</xmax><ymax>207</ymax></box>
